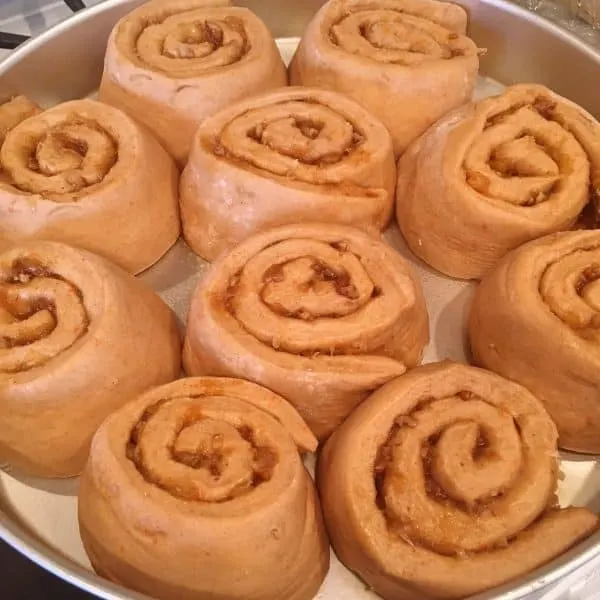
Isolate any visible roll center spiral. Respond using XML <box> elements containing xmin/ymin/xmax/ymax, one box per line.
<box><xmin>127</xmin><ymin>398</ymin><xmax>279</xmax><ymax>502</ymax></box>
<box><xmin>217</xmin><ymin>101</ymin><xmax>365</xmax><ymax>180</ymax></box>
<box><xmin>221</xmin><ymin>238</ymin><xmax>406</xmax><ymax>356</ymax></box>
<box><xmin>464</xmin><ymin>99</ymin><xmax>589</xmax><ymax>206</ymax></box>
<box><xmin>360</xmin><ymin>17</ymin><xmax>446</xmax><ymax>57</ymax></box>
<box><xmin>2</xmin><ymin>120</ymin><xmax>117</xmax><ymax>197</ymax></box>
<box><xmin>136</xmin><ymin>14</ymin><xmax>247</xmax><ymax>73</ymax></box>
<box><xmin>248</xmin><ymin>107</ymin><xmax>355</xmax><ymax>164</ymax></box>
<box><xmin>579</xmin><ymin>268</ymin><xmax>600</xmax><ymax>312</ymax></box>
<box><xmin>331</xmin><ymin>11</ymin><xmax>468</xmax><ymax>65</ymax></box>
<box><xmin>260</xmin><ymin>257</ymin><xmax>367</xmax><ymax>319</ymax></box>
<box><xmin>163</xmin><ymin>21</ymin><xmax>224</xmax><ymax>58</ymax></box>
<box><xmin>541</xmin><ymin>249</ymin><xmax>600</xmax><ymax>336</ymax></box>
<box><xmin>0</xmin><ymin>258</ymin><xmax>88</xmax><ymax>373</ymax></box>
<box><xmin>373</xmin><ymin>392</ymin><xmax>558</xmax><ymax>556</ymax></box>
<box><xmin>490</xmin><ymin>136</ymin><xmax>559</xmax><ymax>178</ymax></box>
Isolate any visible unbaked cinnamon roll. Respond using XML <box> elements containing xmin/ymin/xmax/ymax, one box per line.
<box><xmin>0</xmin><ymin>242</ymin><xmax>180</xmax><ymax>478</ymax></box>
<box><xmin>183</xmin><ymin>223</ymin><xmax>429</xmax><ymax>439</ymax></box>
<box><xmin>319</xmin><ymin>361</ymin><xmax>599</xmax><ymax>600</ymax></box>
<box><xmin>289</xmin><ymin>0</ymin><xmax>480</xmax><ymax>156</ymax></box>
<box><xmin>99</xmin><ymin>0</ymin><xmax>287</xmax><ymax>164</ymax></box>
<box><xmin>180</xmin><ymin>87</ymin><xmax>396</xmax><ymax>261</ymax></box>
<box><xmin>396</xmin><ymin>84</ymin><xmax>600</xmax><ymax>279</ymax></box>
<box><xmin>0</xmin><ymin>98</ymin><xmax>179</xmax><ymax>274</ymax></box>
<box><xmin>78</xmin><ymin>377</ymin><xmax>329</xmax><ymax>600</ymax></box>
<box><xmin>470</xmin><ymin>230</ymin><xmax>600</xmax><ymax>454</ymax></box>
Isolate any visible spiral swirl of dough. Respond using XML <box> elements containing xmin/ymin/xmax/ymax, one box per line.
<box><xmin>0</xmin><ymin>242</ymin><xmax>181</xmax><ymax>478</ymax></box>
<box><xmin>2</xmin><ymin>115</ymin><xmax>117</xmax><ymax>199</ymax></box>
<box><xmin>0</xmin><ymin>255</ymin><xmax>88</xmax><ymax>373</ymax></box>
<box><xmin>78</xmin><ymin>377</ymin><xmax>329</xmax><ymax>600</ymax></box>
<box><xmin>289</xmin><ymin>0</ymin><xmax>480</xmax><ymax>155</ymax></box>
<box><xmin>330</xmin><ymin>3</ymin><xmax>474</xmax><ymax>66</ymax></box>
<box><xmin>0</xmin><ymin>99</ymin><xmax>180</xmax><ymax>274</ymax></box>
<box><xmin>396</xmin><ymin>84</ymin><xmax>600</xmax><ymax>279</ymax></box>
<box><xmin>319</xmin><ymin>362</ymin><xmax>599</xmax><ymax>599</ymax></box>
<box><xmin>119</xmin><ymin>5</ymin><xmax>250</xmax><ymax>76</ymax></box>
<box><xmin>180</xmin><ymin>87</ymin><xmax>396</xmax><ymax>261</ymax></box>
<box><xmin>470</xmin><ymin>230</ymin><xmax>600</xmax><ymax>453</ymax></box>
<box><xmin>99</xmin><ymin>0</ymin><xmax>287</xmax><ymax>164</ymax></box>
<box><xmin>183</xmin><ymin>223</ymin><xmax>428</xmax><ymax>439</ymax></box>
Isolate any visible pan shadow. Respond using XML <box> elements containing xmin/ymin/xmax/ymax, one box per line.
<box><xmin>0</xmin><ymin>467</ymin><xmax>79</xmax><ymax>497</ymax></box>
<box><xmin>431</xmin><ymin>284</ymin><xmax>476</xmax><ymax>365</ymax></box>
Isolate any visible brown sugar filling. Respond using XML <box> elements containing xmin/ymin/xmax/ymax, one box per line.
<box><xmin>126</xmin><ymin>398</ymin><xmax>278</xmax><ymax>501</ymax></box>
<box><xmin>371</xmin><ymin>392</ymin><xmax>552</xmax><ymax>554</ymax></box>
<box><xmin>0</xmin><ymin>256</ymin><xmax>89</xmax><ymax>353</ymax></box>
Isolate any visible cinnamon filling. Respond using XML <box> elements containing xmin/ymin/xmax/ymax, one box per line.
<box><xmin>330</xmin><ymin>240</ymin><xmax>350</xmax><ymax>253</ymax></box>
<box><xmin>331</xmin><ymin>9</ymin><xmax>471</xmax><ymax>64</ymax></box>
<box><xmin>227</xmin><ymin>249</ymin><xmax>376</xmax><ymax>322</ymax></box>
<box><xmin>576</xmin><ymin>263</ymin><xmax>600</xmax><ymax>294</ymax></box>
<box><xmin>577</xmin><ymin>193</ymin><xmax>600</xmax><ymax>229</ymax></box>
<box><xmin>202</xmin><ymin>20</ymin><xmax>225</xmax><ymax>48</ymax></box>
<box><xmin>466</xmin><ymin>96</ymin><xmax>583</xmax><ymax>207</ymax></box>
<box><xmin>143</xmin><ymin>15</ymin><xmax>249</xmax><ymax>64</ymax></box>
<box><xmin>256</xmin><ymin>257</ymin><xmax>362</xmax><ymax>319</ymax></box>
<box><xmin>485</xmin><ymin>97</ymin><xmax>556</xmax><ymax>128</ymax></box>
<box><xmin>257</xmin><ymin>258</ymin><xmax>360</xmax><ymax>319</ymax></box>
<box><xmin>374</xmin><ymin>424</ymin><xmax>398</xmax><ymax>511</ymax></box>
<box><xmin>532</xmin><ymin>97</ymin><xmax>557</xmax><ymax>120</ymax></box>
<box><xmin>0</xmin><ymin>257</ymin><xmax>88</xmax><ymax>353</ymax></box>
<box><xmin>213</xmin><ymin>98</ymin><xmax>367</xmax><ymax>173</ymax></box>
<box><xmin>311</xmin><ymin>260</ymin><xmax>360</xmax><ymax>300</ymax></box>
<box><xmin>540</xmin><ymin>246</ymin><xmax>600</xmax><ymax>334</ymax></box>
<box><xmin>126</xmin><ymin>399</ymin><xmax>277</xmax><ymax>501</ymax></box>
<box><xmin>245</xmin><ymin>112</ymin><xmax>362</xmax><ymax>166</ymax></box>
<box><xmin>373</xmin><ymin>399</ymin><xmax>518</xmax><ymax>553</ymax></box>
<box><xmin>296</xmin><ymin>118</ymin><xmax>325</xmax><ymax>140</ymax></box>
<box><xmin>5</xmin><ymin>118</ymin><xmax>117</xmax><ymax>196</ymax></box>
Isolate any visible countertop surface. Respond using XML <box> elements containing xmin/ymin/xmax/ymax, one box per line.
<box><xmin>1</xmin><ymin>539</ymin><xmax>91</xmax><ymax>599</ymax></box>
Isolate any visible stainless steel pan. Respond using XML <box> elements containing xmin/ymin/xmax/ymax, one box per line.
<box><xmin>0</xmin><ymin>1</ymin><xmax>599</xmax><ymax>599</ymax></box>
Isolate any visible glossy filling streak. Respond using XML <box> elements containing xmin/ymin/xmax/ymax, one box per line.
<box><xmin>373</xmin><ymin>391</ymin><xmax>559</xmax><ymax>556</ymax></box>
<box><xmin>134</xmin><ymin>12</ymin><xmax>249</xmax><ymax>74</ymax></box>
<box><xmin>222</xmin><ymin>238</ymin><xmax>395</xmax><ymax>357</ymax></box>
<box><xmin>1</xmin><ymin>117</ymin><xmax>117</xmax><ymax>198</ymax></box>
<box><xmin>330</xmin><ymin>9</ymin><xmax>472</xmax><ymax>65</ymax></box>
<box><xmin>125</xmin><ymin>396</ymin><xmax>278</xmax><ymax>502</ymax></box>
<box><xmin>540</xmin><ymin>245</ymin><xmax>600</xmax><ymax>342</ymax></box>
<box><xmin>464</xmin><ymin>96</ymin><xmax>590</xmax><ymax>207</ymax></box>
<box><xmin>212</xmin><ymin>99</ymin><xmax>366</xmax><ymax>178</ymax></box>
<box><xmin>0</xmin><ymin>257</ymin><xmax>89</xmax><ymax>372</ymax></box>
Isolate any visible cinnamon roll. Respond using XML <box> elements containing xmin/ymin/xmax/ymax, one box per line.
<box><xmin>99</xmin><ymin>0</ymin><xmax>287</xmax><ymax>164</ymax></box>
<box><xmin>470</xmin><ymin>230</ymin><xmax>600</xmax><ymax>454</ymax></box>
<box><xmin>289</xmin><ymin>0</ymin><xmax>480</xmax><ymax>156</ymax></box>
<box><xmin>396</xmin><ymin>84</ymin><xmax>600</xmax><ymax>279</ymax></box>
<box><xmin>319</xmin><ymin>361</ymin><xmax>599</xmax><ymax>599</ymax></box>
<box><xmin>180</xmin><ymin>87</ymin><xmax>396</xmax><ymax>261</ymax></box>
<box><xmin>183</xmin><ymin>223</ymin><xmax>429</xmax><ymax>439</ymax></box>
<box><xmin>78</xmin><ymin>377</ymin><xmax>329</xmax><ymax>600</ymax></box>
<box><xmin>0</xmin><ymin>242</ymin><xmax>181</xmax><ymax>478</ymax></box>
<box><xmin>0</xmin><ymin>99</ymin><xmax>179</xmax><ymax>274</ymax></box>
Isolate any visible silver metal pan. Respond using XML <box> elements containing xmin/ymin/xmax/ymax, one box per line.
<box><xmin>0</xmin><ymin>1</ymin><xmax>599</xmax><ymax>599</ymax></box>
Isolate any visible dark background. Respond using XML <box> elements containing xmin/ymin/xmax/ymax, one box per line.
<box><xmin>1</xmin><ymin>540</ymin><xmax>92</xmax><ymax>599</ymax></box>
